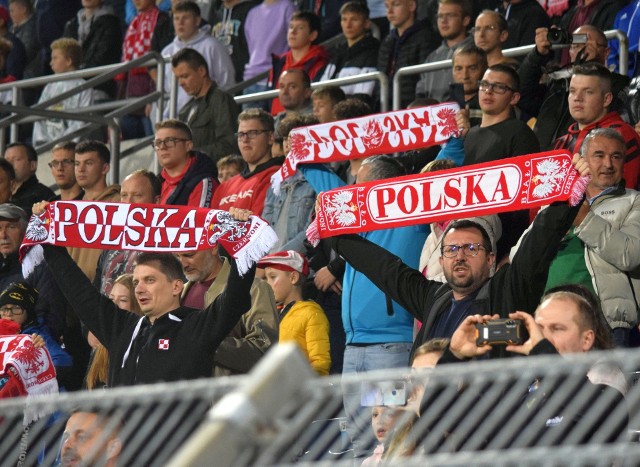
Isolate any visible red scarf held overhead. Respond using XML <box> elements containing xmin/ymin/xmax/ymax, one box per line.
<box><xmin>271</xmin><ymin>103</ymin><xmax>461</xmax><ymax>194</ymax></box>
<box><xmin>20</xmin><ymin>202</ymin><xmax>277</xmax><ymax>278</ymax></box>
<box><xmin>307</xmin><ymin>150</ymin><xmax>589</xmax><ymax>245</ymax></box>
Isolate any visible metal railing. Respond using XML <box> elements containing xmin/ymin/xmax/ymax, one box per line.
<box><xmin>2</xmin><ymin>343</ymin><xmax>639</xmax><ymax>466</ymax></box>
<box><xmin>393</xmin><ymin>29</ymin><xmax>629</xmax><ymax>110</ymax></box>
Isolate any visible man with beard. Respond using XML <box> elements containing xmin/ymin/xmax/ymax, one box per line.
<box><xmin>325</xmin><ymin>154</ymin><xmax>589</xmax><ymax>360</ymax></box>
<box><xmin>60</xmin><ymin>410</ymin><xmax>122</xmax><ymax>467</ymax></box>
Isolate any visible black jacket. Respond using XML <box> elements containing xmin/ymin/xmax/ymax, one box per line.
<box><xmin>10</xmin><ymin>175</ymin><xmax>55</xmax><ymax>216</ymax></box>
<box><xmin>558</xmin><ymin>0</ymin><xmax>627</xmax><ymax>32</ymax></box>
<box><xmin>324</xmin><ymin>34</ymin><xmax>380</xmax><ymax>81</ymax></box>
<box><xmin>44</xmin><ymin>245</ymin><xmax>254</xmax><ymax>386</ymax></box>
<box><xmin>377</xmin><ymin>19</ymin><xmax>439</xmax><ymax>108</ymax></box>
<box><xmin>497</xmin><ymin>0</ymin><xmax>550</xmax><ymax>50</ymax></box>
<box><xmin>327</xmin><ymin>201</ymin><xmax>580</xmax><ymax>359</ymax></box>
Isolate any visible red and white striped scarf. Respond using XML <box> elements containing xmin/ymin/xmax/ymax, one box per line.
<box><xmin>116</xmin><ymin>7</ymin><xmax>159</xmax><ymax>80</ymax></box>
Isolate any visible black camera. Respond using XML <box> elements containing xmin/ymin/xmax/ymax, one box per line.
<box><xmin>476</xmin><ymin>319</ymin><xmax>529</xmax><ymax>346</ymax></box>
<box><xmin>547</xmin><ymin>28</ymin><xmax>570</xmax><ymax>45</ymax></box>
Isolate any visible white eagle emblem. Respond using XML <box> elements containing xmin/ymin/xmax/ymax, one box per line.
<box><xmin>325</xmin><ymin>191</ymin><xmax>358</xmax><ymax>227</ymax></box>
<box><xmin>531</xmin><ymin>158</ymin><xmax>569</xmax><ymax>198</ymax></box>
<box><xmin>208</xmin><ymin>211</ymin><xmax>248</xmax><ymax>245</ymax></box>
<box><xmin>25</xmin><ymin>215</ymin><xmax>49</xmax><ymax>242</ymax></box>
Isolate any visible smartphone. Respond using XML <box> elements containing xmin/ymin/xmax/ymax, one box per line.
<box><xmin>476</xmin><ymin>319</ymin><xmax>529</xmax><ymax>346</ymax></box>
<box><xmin>360</xmin><ymin>380</ymin><xmax>407</xmax><ymax>407</ymax></box>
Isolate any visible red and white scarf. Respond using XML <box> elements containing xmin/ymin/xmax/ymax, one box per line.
<box><xmin>20</xmin><ymin>201</ymin><xmax>277</xmax><ymax>277</ymax></box>
<box><xmin>271</xmin><ymin>103</ymin><xmax>461</xmax><ymax>194</ymax></box>
<box><xmin>116</xmin><ymin>6</ymin><xmax>159</xmax><ymax>80</ymax></box>
<box><xmin>0</xmin><ymin>334</ymin><xmax>58</xmax><ymax>424</ymax></box>
<box><xmin>307</xmin><ymin>150</ymin><xmax>588</xmax><ymax>244</ymax></box>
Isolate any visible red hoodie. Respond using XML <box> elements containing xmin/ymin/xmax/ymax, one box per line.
<box><xmin>269</xmin><ymin>44</ymin><xmax>329</xmax><ymax>115</ymax></box>
<box><xmin>553</xmin><ymin>111</ymin><xmax>640</xmax><ymax>190</ymax></box>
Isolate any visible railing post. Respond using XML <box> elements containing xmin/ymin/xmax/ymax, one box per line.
<box><xmin>156</xmin><ymin>56</ymin><xmax>166</xmax><ymax>124</ymax></box>
<box><xmin>109</xmin><ymin>120</ymin><xmax>121</xmax><ymax>185</ymax></box>
<box><xmin>10</xmin><ymin>87</ymin><xmax>20</xmax><ymax>142</ymax></box>
<box><xmin>169</xmin><ymin>67</ymin><xmax>178</xmax><ymax>120</ymax></box>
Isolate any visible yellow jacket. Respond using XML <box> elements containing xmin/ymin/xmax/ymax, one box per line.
<box><xmin>280</xmin><ymin>300</ymin><xmax>331</xmax><ymax>376</ymax></box>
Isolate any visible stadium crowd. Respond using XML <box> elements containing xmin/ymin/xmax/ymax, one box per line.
<box><xmin>0</xmin><ymin>0</ymin><xmax>640</xmax><ymax>463</ymax></box>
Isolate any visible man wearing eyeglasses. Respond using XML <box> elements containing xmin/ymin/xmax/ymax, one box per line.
<box><xmin>211</xmin><ymin>109</ymin><xmax>283</xmax><ymax>214</ymax></box>
<box><xmin>472</xmin><ymin>10</ymin><xmax>518</xmax><ymax>68</ymax></box>
<box><xmin>154</xmin><ymin>119</ymin><xmax>219</xmax><ymax>207</ymax></box>
<box><xmin>49</xmin><ymin>141</ymin><xmax>83</xmax><ymax>201</ymax></box>
<box><xmin>518</xmin><ymin>25</ymin><xmax>631</xmax><ymax>150</ymax></box>
<box><xmin>325</xmin><ymin>153</ymin><xmax>589</xmax><ymax>361</ymax></box>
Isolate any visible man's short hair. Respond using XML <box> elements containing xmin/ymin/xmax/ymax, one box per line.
<box><xmin>439</xmin><ymin>0</ymin><xmax>472</xmax><ymax>18</ymax></box>
<box><xmin>154</xmin><ymin>119</ymin><xmax>193</xmax><ymax>140</ymax></box>
<box><xmin>128</xmin><ymin>169</ymin><xmax>162</xmax><ymax>197</ymax></box>
<box><xmin>238</xmin><ymin>108</ymin><xmax>275</xmax><ymax>132</ymax></box>
<box><xmin>339</xmin><ymin>0</ymin><xmax>370</xmax><ymax>18</ymax></box>
<box><xmin>281</xmin><ymin>68</ymin><xmax>311</xmax><ymax>89</ymax></box>
<box><xmin>291</xmin><ymin>11</ymin><xmax>322</xmax><ymax>38</ymax></box>
<box><xmin>572</xmin><ymin>62</ymin><xmax>612</xmax><ymax>94</ymax></box>
<box><xmin>580</xmin><ymin>128</ymin><xmax>626</xmax><ymax>156</ymax></box>
<box><xmin>5</xmin><ymin>142</ymin><xmax>37</xmax><ymax>162</ymax></box>
<box><xmin>311</xmin><ymin>86</ymin><xmax>346</xmax><ymax>105</ymax></box>
<box><xmin>171</xmin><ymin>47</ymin><xmax>209</xmax><ymax>75</ymax></box>
<box><xmin>0</xmin><ymin>158</ymin><xmax>15</xmax><ymax>180</ymax></box>
<box><xmin>135</xmin><ymin>252</ymin><xmax>185</xmax><ymax>282</ymax></box>
<box><xmin>51</xmin><ymin>37</ymin><xmax>82</xmax><ymax>68</ymax></box>
<box><xmin>453</xmin><ymin>43</ymin><xmax>488</xmax><ymax>70</ymax></box>
<box><xmin>477</xmin><ymin>9</ymin><xmax>508</xmax><ymax>32</ymax></box>
<box><xmin>76</xmin><ymin>140</ymin><xmax>111</xmax><ymax>164</ymax></box>
<box><xmin>442</xmin><ymin>219</ymin><xmax>492</xmax><ymax>253</ymax></box>
<box><xmin>52</xmin><ymin>141</ymin><xmax>77</xmax><ymax>153</ymax></box>
<box><xmin>542</xmin><ymin>284</ymin><xmax>613</xmax><ymax>350</ymax></box>
<box><xmin>487</xmin><ymin>63</ymin><xmax>520</xmax><ymax>92</ymax></box>
<box><xmin>276</xmin><ymin>114</ymin><xmax>319</xmax><ymax>139</ymax></box>
<box><xmin>172</xmin><ymin>0</ymin><xmax>200</xmax><ymax>16</ymax></box>
<box><xmin>333</xmin><ymin>98</ymin><xmax>372</xmax><ymax>120</ymax></box>
<box><xmin>360</xmin><ymin>155</ymin><xmax>406</xmax><ymax>181</ymax></box>
<box><xmin>420</xmin><ymin>158</ymin><xmax>456</xmax><ymax>174</ymax></box>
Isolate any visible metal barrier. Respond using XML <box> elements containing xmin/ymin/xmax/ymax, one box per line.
<box><xmin>392</xmin><ymin>29</ymin><xmax>629</xmax><ymax>110</ymax></box>
<box><xmin>2</xmin><ymin>343</ymin><xmax>639</xmax><ymax>466</ymax></box>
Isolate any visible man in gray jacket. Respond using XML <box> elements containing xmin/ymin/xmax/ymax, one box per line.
<box><xmin>529</xmin><ymin>128</ymin><xmax>640</xmax><ymax>347</ymax></box>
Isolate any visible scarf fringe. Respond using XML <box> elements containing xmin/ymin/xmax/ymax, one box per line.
<box><xmin>305</xmin><ymin>219</ymin><xmax>320</xmax><ymax>247</ymax></box>
<box><xmin>21</xmin><ymin>245</ymin><xmax>44</xmax><ymax>279</ymax></box>
<box><xmin>270</xmin><ymin>170</ymin><xmax>284</xmax><ymax>197</ymax></box>
<box><xmin>569</xmin><ymin>175</ymin><xmax>590</xmax><ymax>206</ymax></box>
<box><xmin>234</xmin><ymin>221</ymin><xmax>278</xmax><ymax>276</ymax></box>
<box><xmin>23</xmin><ymin>379</ymin><xmax>59</xmax><ymax>426</ymax></box>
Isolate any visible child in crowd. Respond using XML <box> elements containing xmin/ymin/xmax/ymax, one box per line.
<box><xmin>32</xmin><ymin>38</ymin><xmax>93</xmax><ymax>146</ymax></box>
<box><xmin>362</xmin><ymin>406</ymin><xmax>402</xmax><ymax>465</ymax></box>
<box><xmin>257</xmin><ymin>251</ymin><xmax>331</xmax><ymax>375</ymax></box>
<box><xmin>0</xmin><ymin>282</ymin><xmax>72</xmax><ymax>387</ymax></box>
<box><xmin>269</xmin><ymin>11</ymin><xmax>329</xmax><ymax>115</ymax></box>
<box><xmin>311</xmin><ymin>86</ymin><xmax>346</xmax><ymax>123</ymax></box>
<box><xmin>216</xmin><ymin>154</ymin><xmax>247</xmax><ymax>183</ymax></box>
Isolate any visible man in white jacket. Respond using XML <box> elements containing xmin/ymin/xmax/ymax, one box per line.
<box><xmin>159</xmin><ymin>1</ymin><xmax>235</xmax><ymax>118</ymax></box>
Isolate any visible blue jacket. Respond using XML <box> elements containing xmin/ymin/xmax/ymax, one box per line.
<box><xmin>300</xmin><ymin>164</ymin><xmax>428</xmax><ymax>344</ymax></box>
<box><xmin>262</xmin><ymin>171</ymin><xmax>316</xmax><ymax>253</ymax></box>
<box><xmin>22</xmin><ymin>322</ymin><xmax>73</xmax><ymax>371</ymax></box>
<box><xmin>608</xmin><ymin>0</ymin><xmax>640</xmax><ymax>77</ymax></box>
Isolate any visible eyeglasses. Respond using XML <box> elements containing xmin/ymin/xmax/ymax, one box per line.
<box><xmin>437</xmin><ymin>12</ymin><xmax>461</xmax><ymax>21</ymax></box>
<box><xmin>478</xmin><ymin>80</ymin><xmax>514</xmax><ymax>94</ymax></box>
<box><xmin>0</xmin><ymin>305</ymin><xmax>25</xmax><ymax>316</ymax></box>
<box><xmin>48</xmin><ymin>159</ymin><xmax>74</xmax><ymax>169</ymax></box>
<box><xmin>235</xmin><ymin>129</ymin><xmax>271</xmax><ymax>140</ymax></box>
<box><xmin>473</xmin><ymin>25</ymin><xmax>499</xmax><ymax>34</ymax></box>
<box><xmin>151</xmin><ymin>137</ymin><xmax>189</xmax><ymax>149</ymax></box>
<box><xmin>441</xmin><ymin>243</ymin><xmax>487</xmax><ymax>258</ymax></box>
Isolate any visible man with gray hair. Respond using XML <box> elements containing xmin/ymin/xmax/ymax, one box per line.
<box><xmin>517</xmin><ymin>128</ymin><xmax>640</xmax><ymax>347</ymax></box>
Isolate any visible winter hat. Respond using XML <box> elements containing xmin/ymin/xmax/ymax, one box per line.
<box><xmin>0</xmin><ymin>282</ymin><xmax>39</xmax><ymax>324</ymax></box>
<box><xmin>257</xmin><ymin>251</ymin><xmax>309</xmax><ymax>276</ymax></box>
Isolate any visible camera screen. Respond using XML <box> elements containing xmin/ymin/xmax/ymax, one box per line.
<box><xmin>572</xmin><ymin>33</ymin><xmax>588</xmax><ymax>44</ymax></box>
<box><xmin>360</xmin><ymin>381</ymin><xmax>407</xmax><ymax>407</ymax></box>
